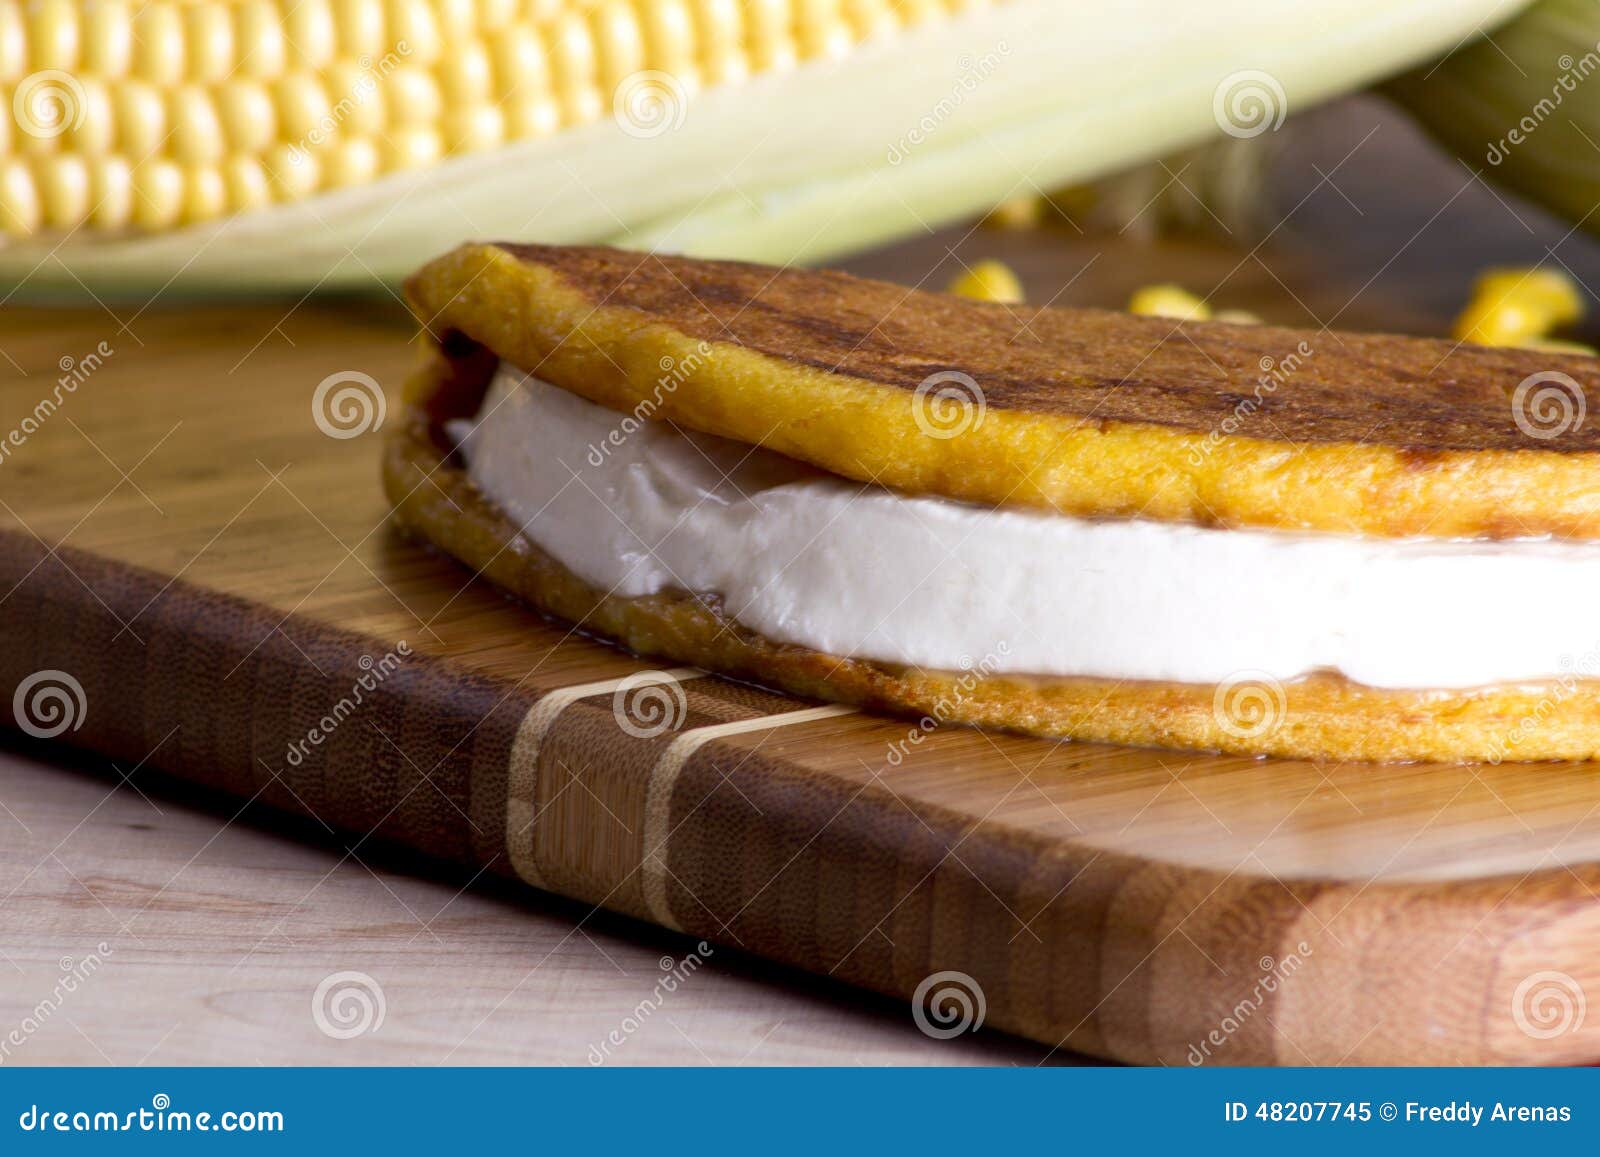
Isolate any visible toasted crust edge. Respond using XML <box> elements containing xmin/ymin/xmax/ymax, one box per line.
<box><xmin>403</xmin><ymin>242</ymin><xmax>1600</xmax><ymax>540</ymax></box>
<box><xmin>383</xmin><ymin>334</ymin><xmax>1600</xmax><ymax>764</ymax></box>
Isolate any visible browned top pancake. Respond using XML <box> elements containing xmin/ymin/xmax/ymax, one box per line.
<box><xmin>406</xmin><ymin>241</ymin><xmax>1600</xmax><ymax>539</ymax></box>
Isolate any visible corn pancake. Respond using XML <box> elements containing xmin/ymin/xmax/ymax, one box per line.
<box><xmin>406</xmin><ymin>242</ymin><xmax>1600</xmax><ymax>540</ymax></box>
<box><xmin>384</xmin><ymin>340</ymin><xmax>1600</xmax><ymax>763</ymax></box>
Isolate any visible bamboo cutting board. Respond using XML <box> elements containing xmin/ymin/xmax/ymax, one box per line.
<box><xmin>6</xmin><ymin>251</ymin><xmax>1600</xmax><ymax>1067</ymax></box>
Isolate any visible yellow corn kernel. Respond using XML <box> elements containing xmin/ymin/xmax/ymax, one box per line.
<box><xmin>746</xmin><ymin>0</ymin><xmax>799</xmax><ymax>71</ymax></box>
<box><xmin>183</xmin><ymin>4</ymin><xmax>234</xmax><ymax>83</ymax></box>
<box><xmin>334</xmin><ymin>0</ymin><xmax>386</xmax><ymax>58</ymax></box>
<box><xmin>506</xmin><ymin>93</ymin><xmax>561</xmax><ymax>139</ymax></box>
<box><xmin>326</xmin><ymin>59</ymin><xmax>387</xmax><ymax>135</ymax></box>
<box><xmin>266</xmin><ymin>143</ymin><xmax>320</xmax><ymax>200</ymax></box>
<box><xmin>274</xmin><ymin>73</ymin><xmax>332</xmax><ymax>143</ymax></box>
<box><xmin>443</xmin><ymin>104</ymin><xmax>503</xmax><ymax>152</ymax></box>
<box><xmin>639</xmin><ymin>0</ymin><xmax>699</xmax><ymax>90</ymax></box>
<box><xmin>321</xmin><ymin>137</ymin><xmax>380</xmax><ymax>187</ymax></box>
<box><xmin>386</xmin><ymin>67</ymin><xmax>442</xmax><ymax>125</ymax></box>
<box><xmin>591</xmin><ymin>1</ymin><xmax>644</xmax><ymax>89</ymax></box>
<box><xmin>1452</xmin><ymin>294</ymin><xmax>1549</xmax><ymax>347</ymax></box>
<box><xmin>434</xmin><ymin>0</ymin><xmax>477</xmax><ymax>41</ymax></box>
<box><xmin>437</xmin><ymin>39</ymin><xmax>493</xmax><ymax>103</ymax></box>
<box><xmin>28</xmin><ymin>0</ymin><xmax>79</xmax><ymax>71</ymax></box>
<box><xmin>0</xmin><ymin>158</ymin><xmax>39</xmax><ymax>232</ymax></box>
<box><xmin>222</xmin><ymin>155</ymin><xmax>271</xmax><ymax>214</ymax></box>
<box><xmin>86</xmin><ymin>154</ymin><xmax>132</xmax><ymax>228</ymax></box>
<box><xmin>132</xmin><ymin>4</ymin><xmax>184</xmax><ymax>86</ymax></box>
<box><xmin>64</xmin><ymin>78</ymin><xmax>115</xmax><ymax>155</ymax></box>
<box><xmin>169</xmin><ymin>87</ymin><xmax>225</xmax><ymax>165</ymax></box>
<box><xmin>130</xmin><ymin>158</ymin><xmax>183</xmax><ymax>229</ymax></box>
<box><xmin>947</xmin><ymin>259</ymin><xmax>1024</xmax><ymax>304</ymax></box>
<box><xmin>1473</xmin><ymin>266</ymin><xmax>1583</xmax><ymax>327</ymax></box>
<box><xmin>181</xmin><ymin>164</ymin><xmax>227</xmax><ymax>222</ymax></box>
<box><xmin>234</xmin><ymin>0</ymin><xmax>287</xmax><ymax>78</ymax></box>
<box><xmin>549</xmin><ymin>10</ymin><xmax>602</xmax><ymax>123</ymax></box>
<box><xmin>983</xmin><ymin>194</ymin><xmax>1044</xmax><ymax>230</ymax></box>
<box><xmin>696</xmin><ymin>0</ymin><xmax>747</xmax><ymax>85</ymax></box>
<box><xmin>217</xmin><ymin>82</ymin><xmax>277</xmax><ymax>155</ymax></box>
<box><xmin>286</xmin><ymin>0</ymin><xmax>337</xmax><ymax>69</ymax></box>
<box><xmin>476</xmin><ymin>0</ymin><xmax>518</xmax><ymax>31</ymax></box>
<box><xmin>0</xmin><ymin>0</ymin><xmax>25</xmax><ymax>83</ymax></box>
<box><xmin>111</xmin><ymin>81</ymin><xmax>166</xmax><ymax>160</ymax></box>
<box><xmin>380</xmin><ymin>125</ymin><xmax>441</xmax><ymax>169</ymax></box>
<box><xmin>385</xmin><ymin>0</ymin><xmax>440</xmax><ymax>64</ymax></box>
<box><xmin>1214</xmin><ymin>308</ymin><xmax>1262</xmax><ymax>325</ymax></box>
<box><xmin>34</xmin><ymin>153</ymin><xmax>87</xmax><ymax>227</ymax></box>
<box><xmin>1128</xmin><ymin>284</ymin><xmax>1211</xmax><ymax>321</ymax></box>
<box><xmin>491</xmin><ymin>25</ymin><xmax>552</xmax><ymax>97</ymax></box>
<box><xmin>83</xmin><ymin>0</ymin><xmax>132</xmax><ymax>78</ymax></box>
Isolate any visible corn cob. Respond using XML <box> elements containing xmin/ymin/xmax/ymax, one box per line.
<box><xmin>0</xmin><ymin>0</ymin><xmax>992</xmax><ymax>236</ymax></box>
<box><xmin>0</xmin><ymin>0</ymin><xmax>1533</xmax><ymax>295</ymax></box>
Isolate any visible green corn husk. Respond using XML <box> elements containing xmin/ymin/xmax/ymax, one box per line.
<box><xmin>1388</xmin><ymin>0</ymin><xmax>1600</xmax><ymax>234</ymax></box>
<box><xmin>0</xmin><ymin>0</ymin><xmax>1529</xmax><ymax>298</ymax></box>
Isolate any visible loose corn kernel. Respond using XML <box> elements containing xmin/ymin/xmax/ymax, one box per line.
<box><xmin>1454</xmin><ymin>266</ymin><xmax>1586</xmax><ymax>346</ymax></box>
<box><xmin>983</xmin><ymin>194</ymin><xmax>1044</xmax><ymax>230</ymax></box>
<box><xmin>1473</xmin><ymin>267</ymin><xmax>1583</xmax><ymax>327</ymax></box>
<box><xmin>1452</xmin><ymin>294</ymin><xmax>1551</xmax><ymax>347</ymax></box>
<box><xmin>1128</xmin><ymin>284</ymin><xmax>1211</xmax><ymax>321</ymax></box>
<box><xmin>947</xmin><ymin>259</ymin><xmax>1024</xmax><ymax>304</ymax></box>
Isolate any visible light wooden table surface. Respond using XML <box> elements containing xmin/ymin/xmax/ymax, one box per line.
<box><xmin>3</xmin><ymin>96</ymin><xmax>1597</xmax><ymax>1066</ymax></box>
